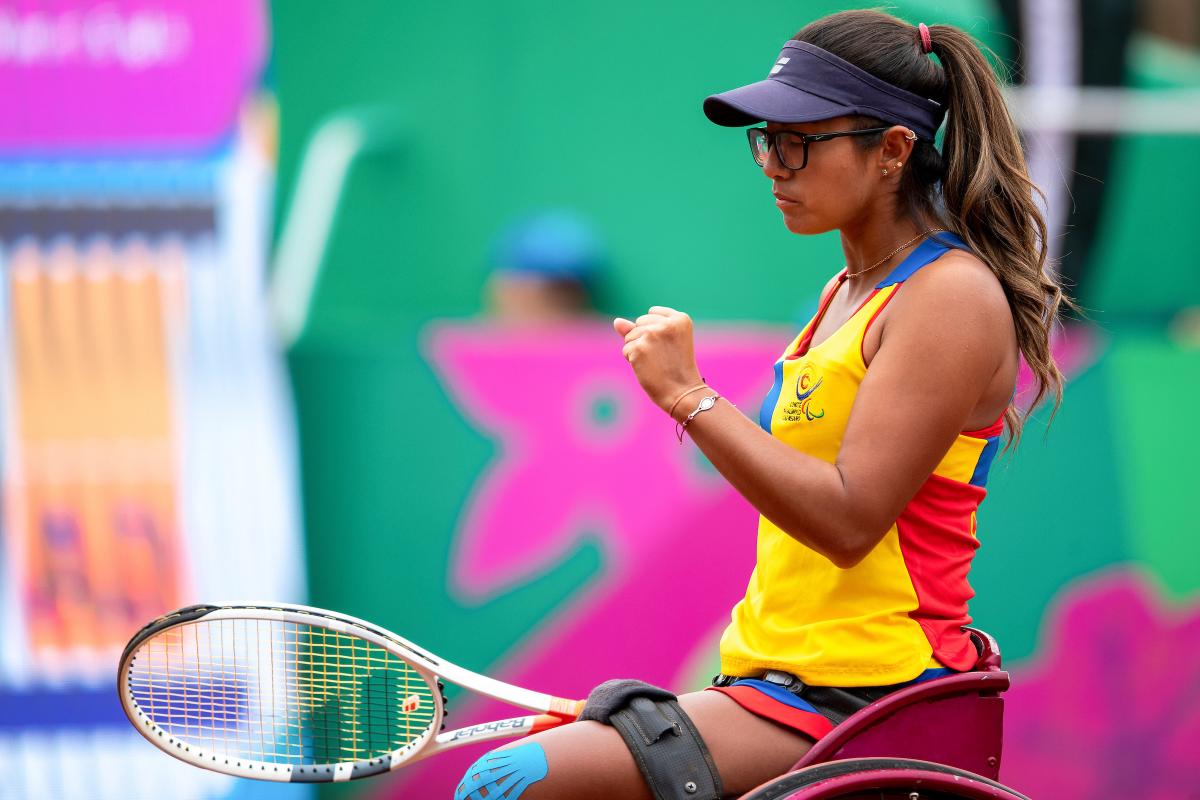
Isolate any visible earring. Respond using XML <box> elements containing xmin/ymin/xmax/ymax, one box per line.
<box><xmin>882</xmin><ymin>168</ymin><xmax>889</xmax><ymax>176</ymax></box>
<box><xmin>896</xmin><ymin>161</ymin><xmax>904</xmax><ymax>168</ymax></box>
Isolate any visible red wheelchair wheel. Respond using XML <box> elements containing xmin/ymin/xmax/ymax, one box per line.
<box><xmin>738</xmin><ymin>758</ymin><xmax>1031</xmax><ymax>800</ymax></box>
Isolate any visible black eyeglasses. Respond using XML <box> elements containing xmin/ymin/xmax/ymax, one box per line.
<box><xmin>746</xmin><ymin>126</ymin><xmax>891</xmax><ymax>170</ymax></box>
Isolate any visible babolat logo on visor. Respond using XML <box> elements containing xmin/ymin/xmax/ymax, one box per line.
<box><xmin>770</xmin><ymin>56</ymin><xmax>790</xmax><ymax>76</ymax></box>
<box><xmin>449</xmin><ymin>718</ymin><xmax>530</xmax><ymax>741</ymax></box>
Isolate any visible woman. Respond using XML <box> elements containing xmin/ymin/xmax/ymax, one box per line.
<box><xmin>456</xmin><ymin>9</ymin><xmax>1067</xmax><ymax>800</ymax></box>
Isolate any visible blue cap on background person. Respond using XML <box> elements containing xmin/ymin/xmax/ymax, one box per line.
<box><xmin>485</xmin><ymin>209</ymin><xmax>607</xmax><ymax>321</ymax></box>
<box><xmin>489</xmin><ymin>209</ymin><xmax>607</xmax><ymax>286</ymax></box>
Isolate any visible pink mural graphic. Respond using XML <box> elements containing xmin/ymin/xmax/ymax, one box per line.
<box><xmin>426</xmin><ymin>322</ymin><xmax>786</xmax><ymax>601</ymax></box>
<box><xmin>1004</xmin><ymin>570</ymin><xmax>1200</xmax><ymax>799</ymax></box>
<box><xmin>0</xmin><ymin>0</ymin><xmax>266</xmax><ymax>151</ymax></box>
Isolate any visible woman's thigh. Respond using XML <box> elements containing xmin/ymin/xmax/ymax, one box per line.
<box><xmin>492</xmin><ymin>689</ymin><xmax>813</xmax><ymax>800</ymax></box>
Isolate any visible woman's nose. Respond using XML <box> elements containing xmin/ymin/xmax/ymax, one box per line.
<box><xmin>760</xmin><ymin>146</ymin><xmax>792</xmax><ymax>180</ymax></box>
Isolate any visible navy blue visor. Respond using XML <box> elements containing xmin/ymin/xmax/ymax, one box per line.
<box><xmin>704</xmin><ymin>40</ymin><xmax>945</xmax><ymax>141</ymax></box>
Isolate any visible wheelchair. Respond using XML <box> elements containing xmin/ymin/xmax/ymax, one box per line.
<box><xmin>736</xmin><ymin>629</ymin><xmax>1031</xmax><ymax>799</ymax></box>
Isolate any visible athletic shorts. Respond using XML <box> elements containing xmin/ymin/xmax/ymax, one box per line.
<box><xmin>706</xmin><ymin>667</ymin><xmax>953</xmax><ymax>741</ymax></box>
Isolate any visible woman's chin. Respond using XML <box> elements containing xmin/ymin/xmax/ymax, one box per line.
<box><xmin>779</xmin><ymin>211</ymin><xmax>824</xmax><ymax>235</ymax></box>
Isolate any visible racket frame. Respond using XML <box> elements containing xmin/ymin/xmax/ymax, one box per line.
<box><xmin>118</xmin><ymin>602</ymin><xmax>582</xmax><ymax>783</ymax></box>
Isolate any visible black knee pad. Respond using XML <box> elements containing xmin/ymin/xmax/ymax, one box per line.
<box><xmin>580</xmin><ymin>679</ymin><xmax>723</xmax><ymax>800</ymax></box>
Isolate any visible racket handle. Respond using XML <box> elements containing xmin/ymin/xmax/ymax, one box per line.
<box><xmin>431</xmin><ymin>701</ymin><xmax>586</xmax><ymax>755</ymax></box>
<box><xmin>527</xmin><ymin>698</ymin><xmax>585</xmax><ymax>735</ymax></box>
<box><xmin>547</xmin><ymin>698</ymin><xmax>586</xmax><ymax>721</ymax></box>
<box><xmin>528</xmin><ymin>713</ymin><xmax>574</xmax><ymax>735</ymax></box>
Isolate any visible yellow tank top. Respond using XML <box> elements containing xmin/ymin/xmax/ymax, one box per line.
<box><xmin>719</xmin><ymin>234</ymin><xmax>1003</xmax><ymax>686</ymax></box>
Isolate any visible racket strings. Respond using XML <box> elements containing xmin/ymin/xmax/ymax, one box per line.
<box><xmin>126</xmin><ymin>619</ymin><xmax>437</xmax><ymax>766</ymax></box>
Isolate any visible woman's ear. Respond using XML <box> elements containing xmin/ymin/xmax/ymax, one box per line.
<box><xmin>878</xmin><ymin>125</ymin><xmax>916</xmax><ymax>172</ymax></box>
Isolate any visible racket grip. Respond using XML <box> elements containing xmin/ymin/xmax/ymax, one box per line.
<box><xmin>527</xmin><ymin>713</ymin><xmax>573</xmax><ymax>735</ymax></box>
<box><xmin>547</xmin><ymin>697</ymin><xmax>586</xmax><ymax>721</ymax></box>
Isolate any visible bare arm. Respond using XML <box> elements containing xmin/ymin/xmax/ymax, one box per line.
<box><xmin>617</xmin><ymin>254</ymin><xmax>1012</xmax><ymax>568</ymax></box>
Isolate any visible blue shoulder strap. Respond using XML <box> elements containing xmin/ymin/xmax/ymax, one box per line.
<box><xmin>875</xmin><ymin>231</ymin><xmax>969</xmax><ymax>288</ymax></box>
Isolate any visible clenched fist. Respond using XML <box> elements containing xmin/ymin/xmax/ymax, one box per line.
<box><xmin>614</xmin><ymin>306</ymin><xmax>705</xmax><ymax>414</ymax></box>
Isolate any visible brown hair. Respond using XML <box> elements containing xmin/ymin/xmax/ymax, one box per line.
<box><xmin>796</xmin><ymin>10</ymin><xmax>1072</xmax><ymax>445</ymax></box>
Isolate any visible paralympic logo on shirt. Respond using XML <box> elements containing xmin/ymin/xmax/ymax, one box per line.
<box><xmin>782</xmin><ymin>366</ymin><xmax>825</xmax><ymax>422</ymax></box>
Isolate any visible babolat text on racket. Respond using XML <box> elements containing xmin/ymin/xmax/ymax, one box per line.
<box><xmin>117</xmin><ymin>603</ymin><xmax>585</xmax><ymax>783</ymax></box>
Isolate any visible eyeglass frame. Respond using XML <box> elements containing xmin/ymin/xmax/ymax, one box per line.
<box><xmin>745</xmin><ymin>126</ymin><xmax>895</xmax><ymax>170</ymax></box>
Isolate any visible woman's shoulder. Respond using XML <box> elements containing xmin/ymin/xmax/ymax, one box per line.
<box><xmin>898</xmin><ymin>246</ymin><xmax>1011</xmax><ymax>322</ymax></box>
<box><xmin>876</xmin><ymin>246</ymin><xmax>1015</xmax><ymax>370</ymax></box>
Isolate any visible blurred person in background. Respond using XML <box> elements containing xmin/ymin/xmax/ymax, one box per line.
<box><xmin>484</xmin><ymin>209</ymin><xmax>607</xmax><ymax>323</ymax></box>
<box><xmin>455</xmin><ymin>9</ymin><xmax>1069</xmax><ymax>800</ymax></box>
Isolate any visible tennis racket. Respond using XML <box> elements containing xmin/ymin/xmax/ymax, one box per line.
<box><xmin>117</xmin><ymin>603</ymin><xmax>585</xmax><ymax>783</ymax></box>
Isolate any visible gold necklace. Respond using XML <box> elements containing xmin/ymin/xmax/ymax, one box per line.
<box><xmin>844</xmin><ymin>229</ymin><xmax>945</xmax><ymax>280</ymax></box>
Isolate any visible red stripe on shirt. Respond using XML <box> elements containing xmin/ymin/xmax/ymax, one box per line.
<box><xmin>895</xmin><ymin>472</ymin><xmax>986</xmax><ymax>671</ymax></box>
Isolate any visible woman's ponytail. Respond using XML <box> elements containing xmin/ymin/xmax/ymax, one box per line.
<box><xmin>928</xmin><ymin>25</ymin><xmax>1069</xmax><ymax>444</ymax></box>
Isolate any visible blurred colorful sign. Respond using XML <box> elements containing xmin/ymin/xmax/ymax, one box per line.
<box><xmin>0</xmin><ymin>2</ymin><xmax>302</xmax><ymax>797</ymax></box>
<box><xmin>0</xmin><ymin>142</ymin><xmax>306</xmax><ymax>796</ymax></box>
<box><xmin>6</xmin><ymin>237</ymin><xmax>189</xmax><ymax>659</ymax></box>
<box><xmin>0</xmin><ymin>0</ymin><xmax>267</xmax><ymax>152</ymax></box>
